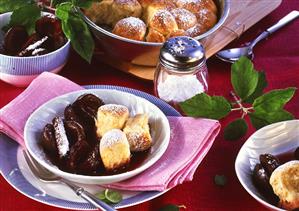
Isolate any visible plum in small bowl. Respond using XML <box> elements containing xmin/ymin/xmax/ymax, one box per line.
<box><xmin>0</xmin><ymin>12</ymin><xmax>70</xmax><ymax>87</ymax></box>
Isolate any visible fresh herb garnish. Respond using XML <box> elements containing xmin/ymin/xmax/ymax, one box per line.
<box><xmin>0</xmin><ymin>0</ymin><xmax>95</xmax><ymax>63</ymax></box>
<box><xmin>214</xmin><ymin>174</ymin><xmax>227</xmax><ymax>187</ymax></box>
<box><xmin>3</xmin><ymin>3</ymin><xmax>41</xmax><ymax>34</ymax></box>
<box><xmin>95</xmin><ymin>189</ymin><xmax>123</xmax><ymax>204</ymax></box>
<box><xmin>56</xmin><ymin>2</ymin><xmax>94</xmax><ymax>63</ymax></box>
<box><xmin>159</xmin><ymin>204</ymin><xmax>187</xmax><ymax>211</ymax></box>
<box><xmin>180</xmin><ymin>56</ymin><xmax>296</xmax><ymax>141</ymax></box>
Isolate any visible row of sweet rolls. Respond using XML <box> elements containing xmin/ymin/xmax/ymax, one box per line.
<box><xmin>85</xmin><ymin>0</ymin><xmax>218</xmax><ymax>42</ymax></box>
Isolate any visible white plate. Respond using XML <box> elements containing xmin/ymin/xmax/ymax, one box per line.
<box><xmin>0</xmin><ymin>85</ymin><xmax>180</xmax><ymax>210</ymax></box>
<box><xmin>235</xmin><ymin>120</ymin><xmax>299</xmax><ymax>211</ymax></box>
<box><xmin>24</xmin><ymin>88</ymin><xmax>170</xmax><ymax>184</ymax></box>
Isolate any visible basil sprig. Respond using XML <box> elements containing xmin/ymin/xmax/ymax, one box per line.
<box><xmin>180</xmin><ymin>56</ymin><xmax>296</xmax><ymax>141</ymax></box>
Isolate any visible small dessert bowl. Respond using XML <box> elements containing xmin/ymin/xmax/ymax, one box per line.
<box><xmin>0</xmin><ymin>12</ymin><xmax>70</xmax><ymax>87</ymax></box>
<box><xmin>24</xmin><ymin>89</ymin><xmax>170</xmax><ymax>185</ymax></box>
<box><xmin>235</xmin><ymin>120</ymin><xmax>299</xmax><ymax>211</ymax></box>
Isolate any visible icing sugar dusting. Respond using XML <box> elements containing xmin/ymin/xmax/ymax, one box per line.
<box><xmin>53</xmin><ymin>117</ymin><xmax>69</xmax><ymax>157</ymax></box>
<box><xmin>99</xmin><ymin>104</ymin><xmax>128</xmax><ymax>116</ymax></box>
<box><xmin>101</xmin><ymin>129</ymin><xmax>127</xmax><ymax>149</ymax></box>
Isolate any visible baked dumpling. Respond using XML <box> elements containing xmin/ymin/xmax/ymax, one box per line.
<box><xmin>270</xmin><ymin>160</ymin><xmax>299</xmax><ymax>210</ymax></box>
<box><xmin>96</xmin><ymin>104</ymin><xmax>129</xmax><ymax>137</ymax></box>
<box><xmin>148</xmin><ymin>9</ymin><xmax>178</xmax><ymax>36</ymax></box>
<box><xmin>110</xmin><ymin>0</ymin><xmax>142</xmax><ymax>26</ymax></box>
<box><xmin>113</xmin><ymin>17</ymin><xmax>146</xmax><ymax>41</ymax></box>
<box><xmin>146</xmin><ymin>28</ymin><xmax>166</xmax><ymax>42</ymax></box>
<box><xmin>123</xmin><ymin>114</ymin><xmax>152</xmax><ymax>152</ymax></box>
<box><xmin>85</xmin><ymin>0</ymin><xmax>142</xmax><ymax>27</ymax></box>
<box><xmin>170</xmin><ymin>8</ymin><xmax>197</xmax><ymax>30</ymax></box>
<box><xmin>84</xmin><ymin>0</ymin><xmax>114</xmax><ymax>25</ymax></box>
<box><xmin>195</xmin><ymin>8</ymin><xmax>217</xmax><ymax>31</ymax></box>
<box><xmin>100</xmin><ymin>129</ymin><xmax>131</xmax><ymax>171</ymax></box>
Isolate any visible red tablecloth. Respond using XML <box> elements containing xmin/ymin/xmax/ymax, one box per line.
<box><xmin>1</xmin><ymin>1</ymin><xmax>299</xmax><ymax>210</ymax></box>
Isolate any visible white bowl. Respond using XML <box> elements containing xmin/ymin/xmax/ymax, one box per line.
<box><xmin>235</xmin><ymin>120</ymin><xmax>299</xmax><ymax>211</ymax></box>
<box><xmin>24</xmin><ymin>89</ymin><xmax>170</xmax><ymax>185</ymax></box>
<box><xmin>0</xmin><ymin>12</ymin><xmax>70</xmax><ymax>87</ymax></box>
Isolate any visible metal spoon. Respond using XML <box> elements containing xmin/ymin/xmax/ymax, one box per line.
<box><xmin>216</xmin><ymin>10</ymin><xmax>299</xmax><ymax>63</ymax></box>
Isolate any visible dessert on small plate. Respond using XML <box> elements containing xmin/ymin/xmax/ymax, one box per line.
<box><xmin>235</xmin><ymin>120</ymin><xmax>299</xmax><ymax>211</ymax></box>
<box><xmin>24</xmin><ymin>89</ymin><xmax>170</xmax><ymax>185</ymax></box>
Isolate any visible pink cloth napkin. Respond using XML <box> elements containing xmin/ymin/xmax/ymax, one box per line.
<box><xmin>0</xmin><ymin>72</ymin><xmax>220</xmax><ymax>191</ymax></box>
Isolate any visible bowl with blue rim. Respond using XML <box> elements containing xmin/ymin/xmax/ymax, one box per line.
<box><xmin>0</xmin><ymin>12</ymin><xmax>70</xmax><ymax>87</ymax></box>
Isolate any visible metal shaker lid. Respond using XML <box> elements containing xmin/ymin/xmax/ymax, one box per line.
<box><xmin>159</xmin><ymin>36</ymin><xmax>205</xmax><ymax>70</ymax></box>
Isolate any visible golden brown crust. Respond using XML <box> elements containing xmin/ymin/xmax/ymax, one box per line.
<box><xmin>270</xmin><ymin>161</ymin><xmax>299</xmax><ymax>210</ymax></box>
<box><xmin>123</xmin><ymin>114</ymin><xmax>152</xmax><ymax>152</ymax></box>
<box><xmin>148</xmin><ymin>9</ymin><xmax>178</xmax><ymax>36</ymax></box>
<box><xmin>100</xmin><ymin>129</ymin><xmax>131</xmax><ymax>171</ymax></box>
<box><xmin>110</xmin><ymin>0</ymin><xmax>142</xmax><ymax>26</ymax></box>
<box><xmin>185</xmin><ymin>23</ymin><xmax>207</xmax><ymax>37</ymax></box>
<box><xmin>86</xmin><ymin>0</ymin><xmax>218</xmax><ymax>41</ymax></box>
<box><xmin>146</xmin><ymin>29</ymin><xmax>166</xmax><ymax>42</ymax></box>
<box><xmin>195</xmin><ymin>8</ymin><xmax>217</xmax><ymax>31</ymax></box>
<box><xmin>96</xmin><ymin>104</ymin><xmax>129</xmax><ymax>138</ymax></box>
<box><xmin>113</xmin><ymin>17</ymin><xmax>146</xmax><ymax>41</ymax></box>
<box><xmin>170</xmin><ymin>8</ymin><xmax>197</xmax><ymax>30</ymax></box>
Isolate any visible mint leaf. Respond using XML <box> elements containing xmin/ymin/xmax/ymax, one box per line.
<box><xmin>253</xmin><ymin>87</ymin><xmax>296</xmax><ymax>113</ymax></box>
<box><xmin>4</xmin><ymin>3</ymin><xmax>41</xmax><ymax>34</ymax></box>
<box><xmin>0</xmin><ymin>0</ymin><xmax>34</xmax><ymax>13</ymax></box>
<box><xmin>224</xmin><ymin>118</ymin><xmax>248</xmax><ymax>141</ymax></box>
<box><xmin>180</xmin><ymin>93</ymin><xmax>231</xmax><ymax>120</ymax></box>
<box><xmin>104</xmin><ymin>189</ymin><xmax>122</xmax><ymax>204</ymax></box>
<box><xmin>95</xmin><ymin>191</ymin><xmax>106</xmax><ymax>201</ymax></box>
<box><xmin>214</xmin><ymin>175</ymin><xmax>227</xmax><ymax>187</ymax></box>
<box><xmin>249</xmin><ymin>110</ymin><xmax>294</xmax><ymax>129</ymax></box>
<box><xmin>159</xmin><ymin>204</ymin><xmax>186</xmax><ymax>211</ymax></box>
<box><xmin>231</xmin><ymin>56</ymin><xmax>259</xmax><ymax>100</ymax></box>
<box><xmin>56</xmin><ymin>3</ymin><xmax>94</xmax><ymax>63</ymax></box>
<box><xmin>244</xmin><ymin>71</ymin><xmax>267</xmax><ymax>103</ymax></box>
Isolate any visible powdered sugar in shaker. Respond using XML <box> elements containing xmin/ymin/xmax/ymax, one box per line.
<box><xmin>154</xmin><ymin>36</ymin><xmax>208</xmax><ymax>109</ymax></box>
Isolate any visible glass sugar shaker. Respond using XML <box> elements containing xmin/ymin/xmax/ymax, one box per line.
<box><xmin>154</xmin><ymin>36</ymin><xmax>208</xmax><ymax>109</ymax></box>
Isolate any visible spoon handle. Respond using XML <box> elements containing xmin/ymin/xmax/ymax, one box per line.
<box><xmin>267</xmin><ymin>10</ymin><xmax>299</xmax><ymax>34</ymax></box>
<box><xmin>249</xmin><ymin>11</ymin><xmax>299</xmax><ymax>49</ymax></box>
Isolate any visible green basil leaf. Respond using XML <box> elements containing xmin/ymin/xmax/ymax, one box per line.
<box><xmin>0</xmin><ymin>0</ymin><xmax>34</xmax><ymax>13</ymax></box>
<box><xmin>231</xmin><ymin>56</ymin><xmax>259</xmax><ymax>100</ymax></box>
<box><xmin>159</xmin><ymin>204</ymin><xmax>186</xmax><ymax>211</ymax></box>
<box><xmin>249</xmin><ymin>109</ymin><xmax>294</xmax><ymax>129</ymax></box>
<box><xmin>253</xmin><ymin>87</ymin><xmax>296</xmax><ymax>113</ymax></box>
<box><xmin>179</xmin><ymin>93</ymin><xmax>231</xmax><ymax>120</ymax></box>
<box><xmin>214</xmin><ymin>174</ymin><xmax>227</xmax><ymax>187</ymax></box>
<box><xmin>4</xmin><ymin>3</ymin><xmax>41</xmax><ymax>34</ymax></box>
<box><xmin>55</xmin><ymin>2</ymin><xmax>73</xmax><ymax>21</ymax></box>
<box><xmin>224</xmin><ymin>118</ymin><xmax>248</xmax><ymax>141</ymax></box>
<box><xmin>244</xmin><ymin>71</ymin><xmax>267</xmax><ymax>104</ymax></box>
<box><xmin>56</xmin><ymin>4</ymin><xmax>94</xmax><ymax>63</ymax></box>
<box><xmin>104</xmin><ymin>189</ymin><xmax>123</xmax><ymax>204</ymax></box>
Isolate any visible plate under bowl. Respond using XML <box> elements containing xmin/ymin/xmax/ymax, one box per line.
<box><xmin>235</xmin><ymin>120</ymin><xmax>299</xmax><ymax>211</ymax></box>
<box><xmin>24</xmin><ymin>89</ymin><xmax>170</xmax><ymax>185</ymax></box>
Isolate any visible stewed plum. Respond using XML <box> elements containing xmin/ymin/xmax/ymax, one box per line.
<box><xmin>259</xmin><ymin>154</ymin><xmax>280</xmax><ymax>176</ymax></box>
<box><xmin>1</xmin><ymin>15</ymin><xmax>66</xmax><ymax>57</ymax></box>
<box><xmin>3</xmin><ymin>26</ymin><xmax>28</xmax><ymax>55</ymax></box>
